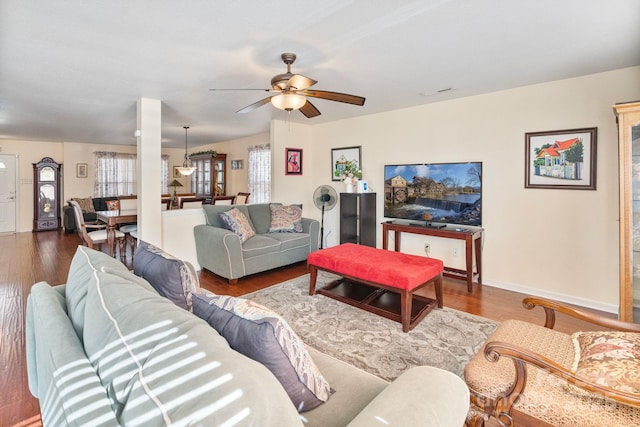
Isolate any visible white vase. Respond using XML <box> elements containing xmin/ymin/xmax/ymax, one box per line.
<box><xmin>345</xmin><ymin>181</ymin><xmax>354</xmax><ymax>193</ymax></box>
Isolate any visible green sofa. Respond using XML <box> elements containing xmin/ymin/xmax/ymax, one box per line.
<box><xmin>194</xmin><ymin>204</ymin><xmax>320</xmax><ymax>284</ymax></box>
<box><xmin>26</xmin><ymin>246</ymin><xmax>470</xmax><ymax>426</ymax></box>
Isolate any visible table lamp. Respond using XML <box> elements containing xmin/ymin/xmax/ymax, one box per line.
<box><xmin>169</xmin><ymin>179</ymin><xmax>183</xmax><ymax>208</ymax></box>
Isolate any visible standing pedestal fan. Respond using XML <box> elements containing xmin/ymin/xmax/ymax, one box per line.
<box><xmin>313</xmin><ymin>185</ymin><xmax>338</xmax><ymax>249</ymax></box>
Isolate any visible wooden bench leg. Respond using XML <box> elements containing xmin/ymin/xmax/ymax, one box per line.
<box><xmin>309</xmin><ymin>265</ymin><xmax>318</xmax><ymax>295</ymax></box>
<box><xmin>435</xmin><ymin>273</ymin><xmax>443</xmax><ymax>308</ymax></box>
<box><xmin>401</xmin><ymin>289</ymin><xmax>411</xmax><ymax>333</ymax></box>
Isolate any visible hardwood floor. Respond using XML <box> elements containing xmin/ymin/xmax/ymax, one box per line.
<box><xmin>0</xmin><ymin>229</ymin><xmax>615</xmax><ymax>426</ymax></box>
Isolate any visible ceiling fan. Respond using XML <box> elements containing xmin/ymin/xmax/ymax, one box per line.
<box><xmin>210</xmin><ymin>53</ymin><xmax>366</xmax><ymax>118</ymax></box>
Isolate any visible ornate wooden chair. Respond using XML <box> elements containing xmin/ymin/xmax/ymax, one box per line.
<box><xmin>465</xmin><ymin>297</ymin><xmax>640</xmax><ymax>426</ymax></box>
<box><xmin>180</xmin><ymin>197</ymin><xmax>206</xmax><ymax>209</ymax></box>
<box><xmin>212</xmin><ymin>195</ymin><xmax>235</xmax><ymax>205</ymax></box>
<box><xmin>70</xmin><ymin>200</ymin><xmax>126</xmax><ymax>261</ymax></box>
<box><xmin>235</xmin><ymin>192</ymin><xmax>250</xmax><ymax>204</ymax></box>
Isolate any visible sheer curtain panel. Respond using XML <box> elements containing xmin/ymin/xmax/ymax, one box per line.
<box><xmin>248</xmin><ymin>145</ymin><xmax>271</xmax><ymax>204</ymax></box>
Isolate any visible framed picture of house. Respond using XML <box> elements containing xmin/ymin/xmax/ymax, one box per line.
<box><xmin>285</xmin><ymin>148</ymin><xmax>303</xmax><ymax>175</ymax></box>
<box><xmin>76</xmin><ymin>163</ymin><xmax>88</xmax><ymax>178</ymax></box>
<box><xmin>525</xmin><ymin>127</ymin><xmax>597</xmax><ymax>190</ymax></box>
<box><xmin>331</xmin><ymin>146</ymin><xmax>361</xmax><ymax>181</ymax></box>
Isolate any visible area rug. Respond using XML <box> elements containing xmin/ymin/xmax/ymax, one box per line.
<box><xmin>244</xmin><ymin>272</ymin><xmax>498</xmax><ymax>381</ymax></box>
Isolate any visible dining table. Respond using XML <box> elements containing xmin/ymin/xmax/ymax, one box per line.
<box><xmin>95</xmin><ymin>209</ymin><xmax>138</xmax><ymax>257</ymax></box>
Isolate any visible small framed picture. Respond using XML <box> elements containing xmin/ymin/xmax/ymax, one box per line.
<box><xmin>285</xmin><ymin>148</ymin><xmax>303</xmax><ymax>175</ymax></box>
<box><xmin>231</xmin><ymin>160</ymin><xmax>244</xmax><ymax>169</ymax></box>
<box><xmin>525</xmin><ymin>127</ymin><xmax>597</xmax><ymax>190</ymax></box>
<box><xmin>76</xmin><ymin>163</ymin><xmax>88</xmax><ymax>178</ymax></box>
<box><xmin>173</xmin><ymin>166</ymin><xmax>182</xmax><ymax>178</ymax></box>
<box><xmin>331</xmin><ymin>146</ymin><xmax>361</xmax><ymax>181</ymax></box>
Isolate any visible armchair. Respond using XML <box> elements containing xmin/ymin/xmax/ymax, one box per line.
<box><xmin>465</xmin><ymin>297</ymin><xmax>640</xmax><ymax>426</ymax></box>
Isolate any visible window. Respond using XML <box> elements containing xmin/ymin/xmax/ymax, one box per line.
<box><xmin>248</xmin><ymin>145</ymin><xmax>271</xmax><ymax>203</ymax></box>
<box><xmin>94</xmin><ymin>152</ymin><xmax>136</xmax><ymax>197</ymax></box>
<box><xmin>94</xmin><ymin>152</ymin><xmax>170</xmax><ymax>197</ymax></box>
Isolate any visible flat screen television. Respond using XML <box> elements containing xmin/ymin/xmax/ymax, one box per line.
<box><xmin>384</xmin><ymin>162</ymin><xmax>482</xmax><ymax>227</ymax></box>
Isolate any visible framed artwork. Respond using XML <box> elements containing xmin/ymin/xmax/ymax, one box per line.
<box><xmin>331</xmin><ymin>145</ymin><xmax>361</xmax><ymax>181</ymax></box>
<box><xmin>173</xmin><ymin>166</ymin><xmax>182</xmax><ymax>178</ymax></box>
<box><xmin>285</xmin><ymin>148</ymin><xmax>303</xmax><ymax>175</ymax></box>
<box><xmin>525</xmin><ymin>127</ymin><xmax>597</xmax><ymax>190</ymax></box>
<box><xmin>76</xmin><ymin>163</ymin><xmax>88</xmax><ymax>178</ymax></box>
<box><xmin>231</xmin><ymin>160</ymin><xmax>244</xmax><ymax>169</ymax></box>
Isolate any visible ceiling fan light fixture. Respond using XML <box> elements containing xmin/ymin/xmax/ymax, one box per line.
<box><xmin>177</xmin><ymin>125</ymin><xmax>196</xmax><ymax>176</ymax></box>
<box><xmin>271</xmin><ymin>93</ymin><xmax>306</xmax><ymax>111</ymax></box>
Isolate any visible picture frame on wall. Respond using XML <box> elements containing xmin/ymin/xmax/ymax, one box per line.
<box><xmin>76</xmin><ymin>163</ymin><xmax>88</xmax><ymax>178</ymax></box>
<box><xmin>285</xmin><ymin>148</ymin><xmax>303</xmax><ymax>175</ymax></box>
<box><xmin>331</xmin><ymin>145</ymin><xmax>361</xmax><ymax>181</ymax></box>
<box><xmin>173</xmin><ymin>166</ymin><xmax>182</xmax><ymax>178</ymax></box>
<box><xmin>524</xmin><ymin>127</ymin><xmax>597</xmax><ymax>190</ymax></box>
<box><xmin>231</xmin><ymin>160</ymin><xmax>244</xmax><ymax>169</ymax></box>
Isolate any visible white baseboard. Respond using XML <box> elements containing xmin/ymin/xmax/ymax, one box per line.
<box><xmin>481</xmin><ymin>278</ymin><xmax>618</xmax><ymax>315</ymax></box>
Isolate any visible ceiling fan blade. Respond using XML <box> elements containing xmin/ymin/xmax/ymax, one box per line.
<box><xmin>286</xmin><ymin>74</ymin><xmax>317</xmax><ymax>91</ymax></box>
<box><xmin>300</xmin><ymin>100</ymin><xmax>321</xmax><ymax>118</ymax></box>
<box><xmin>210</xmin><ymin>88</ymin><xmax>273</xmax><ymax>92</ymax></box>
<box><xmin>236</xmin><ymin>96</ymin><xmax>273</xmax><ymax>114</ymax></box>
<box><xmin>300</xmin><ymin>90</ymin><xmax>365</xmax><ymax>106</ymax></box>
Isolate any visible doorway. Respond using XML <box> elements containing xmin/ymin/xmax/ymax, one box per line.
<box><xmin>0</xmin><ymin>154</ymin><xmax>17</xmax><ymax>233</ymax></box>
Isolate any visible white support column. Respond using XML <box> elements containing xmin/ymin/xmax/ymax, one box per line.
<box><xmin>136</xmin><ymin>98</ymin><xmax>162</xmax><ymax>247</ymax></box>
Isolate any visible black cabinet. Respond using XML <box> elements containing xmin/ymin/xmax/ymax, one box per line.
<box><xmin>33</xmin><ymin>157</ymin><xmax>61</xmax><ymax>231</ymax></box>
<box><xmin>340</xmin><ymin>192</ymin><xmax>376</xmax><ymax>247</ymax></box>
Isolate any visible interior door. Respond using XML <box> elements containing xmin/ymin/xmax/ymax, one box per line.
<box><xmin>0</xmin><ymin>154</ymin><xmax>17</xmax><ymax>233</ymax></box>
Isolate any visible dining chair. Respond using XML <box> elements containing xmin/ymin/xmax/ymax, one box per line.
<box><xmin>180</xmin><ymin>197</ymin><xmax>207</xmax><ymax>209</ymax></box>
<box><xmin>117</xmin><ymin>196</ymin><xmax>138</xmax><ymax>260</ymax></box>
<box><xmin>212</xmin><ymin>195</ymin><xmax>236</xmax><ymax>205</ymax></box>
<box><xmin>70</xmin><ymin>200</ymin><xmax>126</xmax><ymax>261</ymax></box>
<box><xmin>235</xmin><ymin>192</ymin><xmax>250</xmax><ymax>205</ymax></box>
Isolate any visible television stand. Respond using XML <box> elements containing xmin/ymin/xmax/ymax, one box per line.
<box><xmin>382</xmin><ymin>222</ymin><xmax>483</xmax><ymax>292</ymax></box>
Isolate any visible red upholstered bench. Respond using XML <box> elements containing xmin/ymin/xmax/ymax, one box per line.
<box><xmin>307</xmin><ymin>243</ymin><xmax>444</xmax><ymax>332</ymax></box>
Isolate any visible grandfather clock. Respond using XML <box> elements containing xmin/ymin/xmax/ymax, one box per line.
<box><xmin>33</xmin><ymin>157</ymin><xmax>62</xmax><ymax>231</ymax></box>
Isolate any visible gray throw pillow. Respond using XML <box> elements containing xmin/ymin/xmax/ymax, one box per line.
<box><xmin>132</xmin><ymin>240</ymin><xmax>200</xmax><ymax>311</ymax></box>
<box><xmin>192</xmin><ymin>292</ymin><xmax>331</xmax><ymax>412</ymax></box>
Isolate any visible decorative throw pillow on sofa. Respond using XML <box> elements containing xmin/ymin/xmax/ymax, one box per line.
<box><xmin>219</xmin><ymin>208</ymin><xmax>256</xmax><ymax>242</ymax></box>
<box><xmin>105</xmin><ymin>200</ymin><xmax>120</xmax><ymax>210</ymax></box>
<box><xmin>133</xmin><ymin>240</ymin><xmax>200</xmax><ymax>311</ymax></box>
<box><xmin>269</xmin><ymin>203</ymin><xmax>303</xmax><ymax>232</ymax></box>
<box><xmin>192</xmin><ymin>292</ymin><xmax>331</xmax><ymax>412</ymax></box>
<box><xmin>71</xmin><ymin>197</ymin><xmax>95</xmax><ymax>213</ymax></box>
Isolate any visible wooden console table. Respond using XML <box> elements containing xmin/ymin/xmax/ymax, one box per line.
<box><xmin>382</xmin><ymin>222</ymin><xmax>483</xmax><ymax>292</ymax></box>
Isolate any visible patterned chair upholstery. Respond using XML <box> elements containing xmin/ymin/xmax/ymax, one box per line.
<box><xmin>465</xmin><ymin>297</ymin><xmax>640</xmax><ymax>426</ymax></box>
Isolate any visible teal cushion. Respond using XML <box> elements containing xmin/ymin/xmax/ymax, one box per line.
<box><xmin>65</xmin><ymin>246</ymin><xmax>129</xmax><ymax>337</ymax></box>
<box><xmin>27</xmin><ymin>282</ymin><xmax>119</xmax><ymax>426</ymax></box>
<box><xmin>82</xmin><ymin>266</ymin><xmax>302</xmax><ymax>425</ymax></box>
<box><xmin>247</xmin><ymin>203</ymin><xmax>272</xmax><ymax>234</ymax></box>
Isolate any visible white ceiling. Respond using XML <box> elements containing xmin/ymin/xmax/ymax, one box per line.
<box><xmin>2</xmin><ymin>0</ymin><xmax>639</xmax><ymax>149</ymax></box>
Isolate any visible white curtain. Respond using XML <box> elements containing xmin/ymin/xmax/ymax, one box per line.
<box><xmin>94</xmin><ymin>152</ymin><xmax>137</xmax><ymax>197</ymax></box>
<box><xmin>161</xmin><ymin>154</ymin><xmax>169</xmax><ymax>194</ymax></box>
<box><xmin>248</xmin><ymin>144</ymin><xmax>271</xmax><ymax>203</ymax></box>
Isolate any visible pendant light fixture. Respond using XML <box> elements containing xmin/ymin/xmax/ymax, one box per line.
<box><xmin>176</xmin><ymin>125</ymin><xmax>196</xmax><ymax>176</ymax></box>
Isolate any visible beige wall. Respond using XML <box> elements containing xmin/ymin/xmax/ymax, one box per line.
<box><xmin>297</xmin><ymin>66</ymin><xmax>640</xmax><ymax>313</ymax></box>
